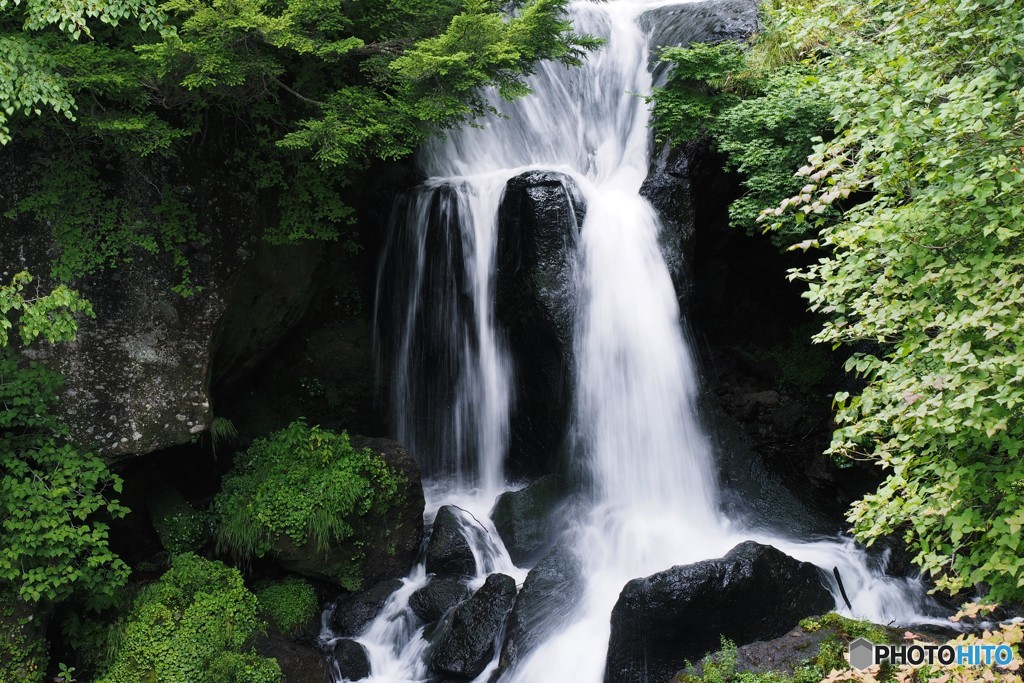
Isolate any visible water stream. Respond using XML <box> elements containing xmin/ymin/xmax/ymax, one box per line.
<box><xmin>337</xmin><ymin>1</ymin><xmax>947</xmax><ymax>681</ymax></box>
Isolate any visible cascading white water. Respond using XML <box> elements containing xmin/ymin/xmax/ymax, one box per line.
<box><xmin>352</xmin><ymin>2</ymin><xmax>948</xmax><ymax>682</ymax></box>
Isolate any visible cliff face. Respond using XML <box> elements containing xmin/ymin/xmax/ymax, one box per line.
<box><xmin>1</xmin><ymin>157</ymin><xmax>325</xmax><ymax>460</ymax></box>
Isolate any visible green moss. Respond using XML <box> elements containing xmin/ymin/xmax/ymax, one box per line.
<box><xmin>149</xmin><ymin>487</ymin><xmax>212</xmax><ymax>556</ymax></box>
<box><xmin>95</xmin><ymin>553</ymin><xmax>281</xmax><ymax>683</ymax></box>
<box><xmin>0</xmin><ymin>588</ymin><xmax>47</xmax><ymax>683</ymax></box>
<box><xmin>256</xmin><ymin>578</ymin><xmax>319</xmax><ymax>638</ymax></box>
<box><xmin>675</xmin><ymin>614</ymin><xmax>899</xmax><ymax>683</ymax></box>
<box><xmin>212</xmin><ymin>420</ymin><xmax>407</xmax><ymax>588</ymax></box>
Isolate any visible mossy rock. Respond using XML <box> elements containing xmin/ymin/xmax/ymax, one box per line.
<box><xmin>214</xmin><ymin>423</ymin><xmax>424</xmax><ymax>591</ymax></box>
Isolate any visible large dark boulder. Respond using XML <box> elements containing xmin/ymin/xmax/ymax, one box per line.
<box><xmin>275</xmin><ymin>437</ymin><xmax>425</xmax><ymax>589</ymax></box>
<box><xmin>252</xmin><ymin>630</ymin><xmax>330</xmax><ymax>683</ymax></box>
<box><xmin>0</xmin><ymin>146</ymin><xmax>327</xmax><ymax>460</ymax></box>
<box><xmin>409</xmin><ymin>577</ymin><xmax>473</xmax><ymax>624</ymax></box>
<box><xmin>491</xmin><ymin>476</ymin><xmax>563</xmax><ymax>566</ymax></box>
<box><xmin>495</xmin><ymin>171</ymin><xmax>585</xmax><ymax>476</ymax></box>
<box><xmin>333</xmin><ymin>639</ymin><xmax>372</xmax><ymax>680</ymax></box>
<box><xmin>605</xmin><ymin>541</ymin><xmax>833</xmax><ymax>683</ymax></box>
<box><xmin>429</xmin><ymin>573</ymin><xmax>518</xmax><ymax>679</ymax></box>
<box><xmin>498</xmin><ymin>547</ymin><xmax>584</xmax><ymax>674</ymax></box>
<box><xmin>425</xmin><ymin>505</ymin><xmax>477</xmax><ymax>578</ymax></box>
<box><xmin>330</xmin><ymin>578</ymin><xmax>404</xmax><ymax>637</ymax></box>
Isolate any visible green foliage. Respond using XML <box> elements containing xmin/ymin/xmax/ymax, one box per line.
<box><xmin>0</xmin><ymin>587</ymin><xmax>47</xmax><ymax>683</ymax></box>
<box><xmin>0</xmin><ymin>349</ymin><xmax>129</xmax><ymax>606</ymax></box>
<box><xmin>2</xmin><ymin>0</ymin><xmax>598</xmax><ymax>290</ymax></box>
<box><xmin>95</xmin><ymin>553</ymin><xmax>281</xmax><ymax>683</ymax></box>
<box><xmin>212</xmin><ymin>420</ymin><xmax>406</xmax><ymax>590</ymax></box>
<box><xmin>0</xmin><ymin>0</ymin><xmax>167</xmax><ymax>142</ymax></box>
<box><xmin>0</xmin><ymin>271</ymin><xmax>94</xmax><ymax>347</ymax></box>
<box><xmin>651</xmin><ymin>31</ymin><xmax>833</xmax><ymax>246</ymax></box>
<box><xmin>256</xmin><ymin>577</ymin><xmax>319</xmax><ymax>637</ymax></box>
<box><xmin>759</xmin><ymin>0</ymin><xmax>1024</xmax><ymax>602</ymax></box>
<box><xmin>674</xmin><ymin>615</ymin><xmax>895</xmax><ymax>683</ymax></box>
<box><xmin>148</xmin><ymin>487</ymin><xmax>212</xmax><ymax>556</ymax></box>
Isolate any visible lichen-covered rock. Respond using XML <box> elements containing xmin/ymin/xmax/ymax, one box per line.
<box><xmin>605</xmin><ymin>541</ymin><xmax>834</xmax><ymax>683</ymax></box>
<box><xmin>2</xmin><ymin>212</ymin><xmax>323</xmax><ymax>460</ymax></box>
<box><xmin>429</xmin><ymin>573</ymin><xmax>517</xmax><ymax>679</ymax></box>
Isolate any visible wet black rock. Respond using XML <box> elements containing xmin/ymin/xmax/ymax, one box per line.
<box><xmin>333</xmin><ymin>638</ymin><xmax>371</xmax><ymax>680</ymax></box>
<box><xmin>498</xmin><ymin>547</ymin><xmax>584</xmax><ymax>674</ymax></box>
<box><xmin>425</xmin><ymin>505</ymin><xmax>477</xmax><ymax>577</ymax></box>
<box><xmin>640</xmin><ymin>143</ymin><xmax>698</xmax><ymax>304</ymax></box>
<box><xmin>491</xmin><ymin>475</ymin><xmax>563</xmax><ymax>566</ymax></box>
<box><xmin>605</xmin><ymin>541</ymin><xmax>834</xmax><ymax>683</ymax></box>
<box><xmin>409</xmin><ymin>576</ymin><xmax>473</xmax><ymax>624</ymax></box>
<box><xmin>429</xmin><ymin>573</ymin><xmax>518</xmax><ymax>679</ymax></box>
<box><xmin>330</xmin><ymin>578</ymin><xmax>404</xmax><ymax>637</ymax></box>
<box><xmin>495</xmin><ymin>170</ymin><xmax>585</xmax><ymax>476</ymax></box>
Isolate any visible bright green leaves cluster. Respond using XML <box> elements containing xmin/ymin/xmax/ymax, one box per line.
<box><xmin>8</xmin><ymin>154</ymin><xmax>205</xmax><ymax>295</ymax></box>
<box><xmin>756</xmin><ymin>0</ymin><xmax>1024</xmax><ymax>601</ymax></box>
<box><xmin>2</xmin><ymin>0</ymin><xmax>595</xmax><ymax>290</ymax></box>
<box><xmin>0</xmin><ymin>271</ymin><xmax>94</xmax><ymax>347</ymax></box>
<box><xmin>391</xmin><ymin>0</ymin><xmax>599</xmax><ymax>124</ymax></box>
<box><xmin>651</xmin><ymin>24</ymin><xmax>833</xmax><ymax>246</ymax></box>
<box><xmin>256</xmin><ymin>577</ymin><xmax>319</xmax><ymax>637</ymax></box>
<box><xmin>96</xmin><ymin>553</ymin><xmax>281</xmax><ymax>683</ymax></box>
<box><xmin>0</xmin><ymin>34</ymin><xmax>75</xmax><ymax>144</ymax></box>
<box><xmin>0</xmin><ymin>0</ymin><xmax>167</xmax><ymax>142</ymax></box>
<box><xmin>0</xmin><ymin>350</ymin><xmax>129</xmax><ymax>605</ymax></box>
<box><xmin>212</xmin><ymin>420</ymin><xmax>406</xmax><ymax>561</ymax></box>
<box><xmin>655</xmin><ymin>0</ymin><xmax>1024</xmax><ymax>601</ymax></box>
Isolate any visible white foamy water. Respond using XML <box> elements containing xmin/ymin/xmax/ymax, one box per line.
<box><xmin>353</xmin><ymin>2</ymin><xmax>948</xmax><ymax>682</ymax></box>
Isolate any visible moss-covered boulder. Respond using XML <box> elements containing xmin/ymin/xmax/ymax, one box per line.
<box><xmin>213</xmin><ymin>422</ymin><xmax>424</xmax><ymax>590</ymax></box>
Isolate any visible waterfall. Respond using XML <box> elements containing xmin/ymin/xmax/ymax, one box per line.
<box><xmin>351</xmin><ymin>2</ymin><xmax>946</xmax><ymax>681</ymax></box>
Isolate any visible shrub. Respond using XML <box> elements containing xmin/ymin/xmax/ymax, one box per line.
<box><xmin>256</xmin><ymin>577</ymin><xmax>320</xmax><ymax>637</ymax></box>
<box><xmin>0</xmin><ymin>350</ymin><xmax>129</xmax><ymax>606</ymax></box>
<box><xmin>0</xmin><ymin>588</ymin><xmax>47</xmax><ymax>683</ymax></box>
<box><xmin>95</xmin><ymin>553</ymin><xmax>281</xmax><ymax>683</ymax></box>
<box><xmin>148</xmin><ymin>487</ymin><xmax>212</xmax><ymax>556</ymax></box>
<box><xmin>212</xmin><ymin>420</ymin><xmax>407</xmax><ymax>589</ymax></box>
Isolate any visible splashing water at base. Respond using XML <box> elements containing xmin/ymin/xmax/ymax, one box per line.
<box><xmin>356</xmin><ymin>2</ymin><xmax>951</xmax><ymax>682</ymax></box>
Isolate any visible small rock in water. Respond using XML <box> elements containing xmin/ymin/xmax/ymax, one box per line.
<box><xmin>333</xmin><ymin>639</ymin><xmax>371</xmax><ymax>680</ymax></box>
<box><xmin>330</xmin><ymin>578</ymin><xmax>403</xmax><ymax>636</ymax></box>
<box><xmin>409</xmin><ymin>576</ymin><xmax>473</xmax><ymax>624</ymax></box>
<box><xmin>429</xmin><ymin>573</ymin><xmax>518</xmax><ymax>678</ymax></box>
<box><xmin>425</xmin><ymin>505</ymin><xmax>477</xmax><ymax>577</ymax></box>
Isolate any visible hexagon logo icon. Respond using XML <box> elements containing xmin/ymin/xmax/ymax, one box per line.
<box><xmin>849</xmin><ymin>638</ymin><xmax>875</xmax><ymax>670</ymax></box>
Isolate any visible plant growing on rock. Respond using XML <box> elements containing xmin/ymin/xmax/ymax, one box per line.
<box><xmin>95</xmin><ymin>553</ymin><xmax>281</xmax><ymax>683</ymax></box>
<box><xmin>212</xmin><ymin>420</ymin><xmax>407</xmax><ymax>590</ymax></box>
<box><xmin>256</xmin><ymin>577</ymin><xmax>319</xmax><ymax>637</ymax></box>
